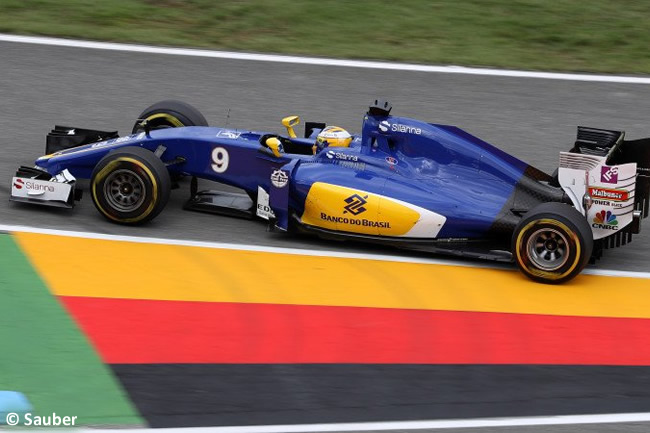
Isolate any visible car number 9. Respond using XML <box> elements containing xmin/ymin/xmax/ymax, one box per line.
<box><xmin>211</xmin><ymin>147</ymin><xmax>229</xmax><ymax>173</ymax></box>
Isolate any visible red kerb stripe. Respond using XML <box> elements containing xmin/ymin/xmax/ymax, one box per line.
<box><xmin>60</xmin><ymin>296</ymin><xmax>650</xmax><ymax>365</ymax></box>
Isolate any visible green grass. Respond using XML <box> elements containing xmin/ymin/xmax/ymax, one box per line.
<box><xmin>0</xmin><ymin>234</ymin><xmax>143</xmax><ymax>426</ymax></box>
<box><xmin>1</xmin><ymin>0</ymin><xmax>650</xmax><ymax>73</ymax></box>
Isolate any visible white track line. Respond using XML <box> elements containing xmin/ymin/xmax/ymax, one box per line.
<box><xmin>1</xmin><ymin>33</ymin><xmax>650</xmax><ymax>84</ymax></box>
<box><xmin>1</xmin><ymin>223</ymin><xmax>649</xmax><ymax>279</ymax></box>
<box><xmin>0</xmin><ymin>223</ymin><xmax>507</xmax><ymax>270</ymax></box>
<box><xmin>69</xmin><ymin>412</ymin><xmax>650</xmax><ymax>432</ymax></box>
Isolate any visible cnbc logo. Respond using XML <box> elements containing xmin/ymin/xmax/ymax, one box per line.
<box><xmin>592</xmin><ymin>210</ymin><xmax>619</xmax><ymax>230</ymax></box>
<box><xmin>343</xmin><ymin>194</ymin><xmax>368</xmax><ymax>215</ymax></box>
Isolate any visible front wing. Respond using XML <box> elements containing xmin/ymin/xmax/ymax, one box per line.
<box><xmin>10</xmin><ymin>166</ymin><xmax>79</xmax><ymax>208</ymax></box>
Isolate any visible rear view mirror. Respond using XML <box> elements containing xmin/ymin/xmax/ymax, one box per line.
<box><xmin>282</xmin><ymin>116</ymin><xmax>300</xmax><ymax>138</ymax></box>
<box><xmin>265</xmin><ymin>137</ymin><xmax>283</xmax><ymax>157</ymax></box>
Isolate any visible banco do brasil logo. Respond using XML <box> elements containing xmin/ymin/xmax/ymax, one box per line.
<box><xmin>592</xmin><ymin>210</ymin><xmax>618</xmax><ymax>229</ymax></box>
<box><xmin>343</xmin><ymin>194</ymin><xmax>368</xmax><ymax>215</ymax></box>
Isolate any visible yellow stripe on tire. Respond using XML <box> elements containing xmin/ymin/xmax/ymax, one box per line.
<box><xmin>145</xmin><ymin>113</ymin><xmax>184</xmax><ymax>127</ymax></box>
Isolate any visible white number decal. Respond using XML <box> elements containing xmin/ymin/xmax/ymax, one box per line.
<box><xmin>211</xmin><ymin>147</ymin><xmax>229</xmax><ymax>173</ymax></box>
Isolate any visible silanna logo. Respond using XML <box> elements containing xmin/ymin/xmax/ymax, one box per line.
<box><xmin>13</xmin><ymin>178</ymin><xmax>54</xmax><ymax>192</ymax></box>
<box><xmin>343</xmin><ymin>194</ymin><xmax>368</xmax><ymax>215</ymax></box>
<box><xmin>378</xmin><ymin>120</ymin><xmax>421</xmax><ymax>135</ymax></box>
<box><xmin>592</xmin><ymin>210</ymin><xmax>619</xmax><ymax>230</ymax></box>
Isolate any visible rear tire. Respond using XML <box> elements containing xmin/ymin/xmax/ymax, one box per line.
<box><xmin>91</xmin><ymin>146</ymin><xmax>171</xmax><ymax>225</ymax></box>
<box><xmin>132</xmin><ymin>100</ymin><xmax>208</xmax><ymax>133</ymax></box>
<box><xmin>512</xmin><ymin>202</ymin><xmax>593</xmax><ymax>284</ymax></box>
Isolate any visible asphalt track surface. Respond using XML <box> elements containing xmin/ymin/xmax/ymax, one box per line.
<box><xmin>2</xmin><ymin>39</ymin><xmax>650</xmax><ymax>433</ymax></box>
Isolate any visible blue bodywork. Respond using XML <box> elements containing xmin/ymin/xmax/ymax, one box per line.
<box><xmin>34</xmin><ymin>112</ymin><xmax>555</xmax><ymax>240</ymax></box>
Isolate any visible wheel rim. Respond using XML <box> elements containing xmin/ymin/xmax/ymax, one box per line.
<box><xmin>526</xmin><ymin>228</ymin><xmax>570</xmax><ymax>272</ymax></box>
<box><xmin>104</xmin><ymin>169</ymin><xmax>146</xmax><ymax>212</ymax></box>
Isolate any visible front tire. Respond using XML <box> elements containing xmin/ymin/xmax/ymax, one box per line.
<box><xmin>91</xmin><ymin>146</ymin><xmax>171</xmax><ymax>225</ymax></box>
<box><xmin>512</xmin><ymin>202</ymin><xmax>593</xmax><ymax>284</ymax></box>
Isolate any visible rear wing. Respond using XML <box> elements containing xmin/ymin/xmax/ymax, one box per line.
<box><xmin>566</xmin><ymin>126</ymin><xmax>650</xmax><ymax>220</ymax></box>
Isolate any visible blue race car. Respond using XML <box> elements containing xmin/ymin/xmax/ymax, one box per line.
<box><xmin>10</xmin><ymin>100</ymin><xmax>650</xmax><ymax>283</ymax></box>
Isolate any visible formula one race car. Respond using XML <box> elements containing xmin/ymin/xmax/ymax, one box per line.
<box><xmin>10</xmin><ymin>99</ymin><xmax>650</xmax><ymax>283</ymax></box>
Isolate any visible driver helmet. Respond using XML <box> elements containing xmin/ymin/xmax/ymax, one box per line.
<box><xmin>315</xmin><ymin>126</ymin><xmax>352</xmax><ymax>152</ymax></box>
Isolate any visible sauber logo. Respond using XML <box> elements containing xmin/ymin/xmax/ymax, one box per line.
<box><xmin>588</xmin><ymin>187</ymin><xmax>629</xmax><ymax>202</ymax></box>
<box><xmin>343</xmin><ymin>194</ymin><xmax>368</xmax><ymax>215</ymax></box>
<box><xmin>592</xmin><ymin>210</ymin><xmax>619</xmax><ymax>230</ymax></box>
<box><xmin>601</xmin><ymin>166</ymin><xmax>619</xmax><ymax>184</ymax></box>
<box><xmin>13</xmin><ymin>178</ymin><xmax>24</xmax><ymax>189</ymax></box>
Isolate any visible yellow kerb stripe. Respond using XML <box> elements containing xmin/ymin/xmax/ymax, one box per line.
<box><xmin>14</xmin><ymin>232</ymin><xmax>650</xmax><ymax>319</ymax></box>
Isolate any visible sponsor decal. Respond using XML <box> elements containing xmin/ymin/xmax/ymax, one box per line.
<box><xmin>592</xmin><ymin>198</ymin><xmax>623</xmax><ymax>209</ymax></box>
<box><xmin>392</xmin><ymin>123</ymin><xmax>422</xmax><ymax>135</ymax></box>
<box><xmin>589</xmin><ymin>187</ymin><xmax>629</xmax><ymax>202</ymax></box>
<box><xmin>13</xmin><ymin>178</ymin><xmax>54</xmax><ymax>193</ymax></box>
<box><xmin>335</xmin><ymin>160</ymin><xmax>366</xmax><ymax>171</ymax></box>
<box><xmin>326</xmin><ymin>150</ymin><xmax>359</xmax><ymax>161</ymax></box>
<box><xmin>378</xmin><ymin>120</ymin><xmax>422</xmax><ymax>135</ymax></box>
<box><xmin>255</xmin><ymin>186</ymin><xmax>275</xmax><ymax>220</ymax></box>
<box><xmin>317</xmin><ymin>193</ymin><xmax>391</xmax><ymax>228</ymax></box>
<box><xmin>89</xmin><ymin>133</ymin><xmax>145</xmax><ymax>149</ymax></box>
<box><xmin>592</xmin><ymin>210</ymin><xmax>619</xmax><ymax>230</ymax></box>
<box><xmin>320</xmin><ymin>212</ymin><xmax>391</xmax><ymax>229</ymax></box>
<box><xmin>256</xmin><ymin>202</ymin><xmax>276</xmax><ymax>219</ymax></box>
<box><xmin>601</xmin><ymin>166</ymin><xmax>619</xmax><ymax>184</ymax></box>
<box><xmin>385</xmin><ymin>156</ymin><xmax>398</xmax><ymax>166</ymax></box>
<box><xmin>11</xmin><ymin>176</ymin><xmax>72</xmax><ymax>202</ymax></box>
<box><xmin>343</xmin><ymin>194</ymin><xmax>368</xmax><ymax>215</ymax></box>
<box><xmin>211</xmin><ymin>147</ymin><xmax>229</xmax><ymax>173</ymax></box>
<box><xmin>216</xmin><ymin>130</ymin><xmax>241</xmax><ymax>139</ymax></box>
<box><xmin>270</xmin><ymin>169</ymin><xmax>288</xmax><ymax>188</ymax></box>
<box><xmin>302</xmin><ymin>183</ymin><xmax>437</xmax><ymax>236</ymax></box>
<box><xmin>257</xmin><ymin>203</ymin><xmax>273</xmax><ymax>215</ymax></box>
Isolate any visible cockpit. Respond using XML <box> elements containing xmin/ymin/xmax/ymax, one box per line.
<box><xmin>259</xmin><ymin>115</ymin><xmax>359</xmax><ymax>157</ymax></box>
